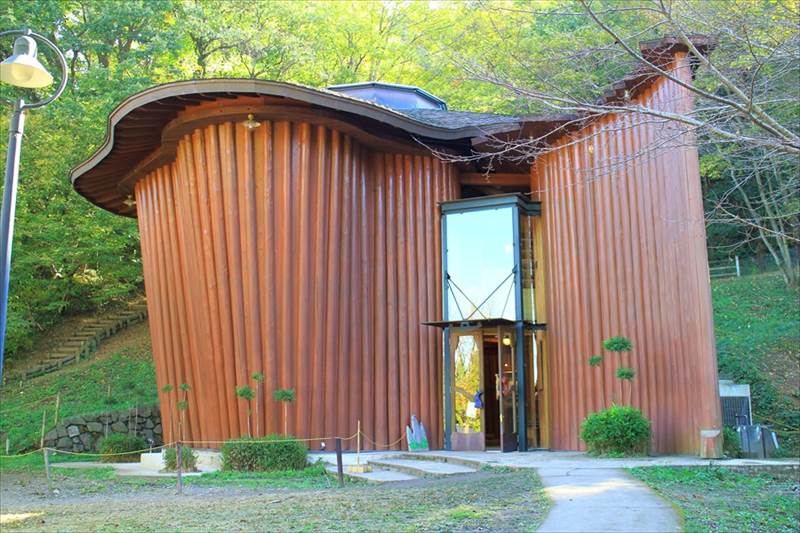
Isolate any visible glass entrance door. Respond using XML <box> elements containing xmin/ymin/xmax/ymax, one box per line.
<box><xmin>497</xmin><ymin>328</ymin><xmax>518</xmax><ymax>452</ymax></box>
<box><xmin>450</xmin><ymin>331</ymin><xmax>485</xmax><ymax>451</ymax></box>
<box><xmin>448</xmin><ymin>327</ymin><xmax>522</xmax><ymax>452</ymax></box>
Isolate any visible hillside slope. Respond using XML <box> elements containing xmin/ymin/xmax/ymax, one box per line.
<box><xmin>712</xmin><ymin>272</ymin><xmax>799</xmax><ymax>454</ymax></box>
<box><xmin>0</xmin><ymin>322</ymin><xmax>155</xmax><ymax>453</ymax></box>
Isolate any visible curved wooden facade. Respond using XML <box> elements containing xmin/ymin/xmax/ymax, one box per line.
<box><xmin>135</xmin><ymin>114</ymin><xmax>457</xmax><ymax>448</ymax></box>
<box><xmin>72</xmin><ymin>40</ymin><xmax>722</xmax><ymax>455</ymax></box>
<box><xmin>532</xmin><ymin>53</ymin><xmax>721</xmax><ymax>454</ymax></box>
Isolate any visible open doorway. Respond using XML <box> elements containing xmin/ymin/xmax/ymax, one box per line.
<box><xmin>450</xmin><ymin>327</ymin><xmax>519</xmax><ymax>452</ymax></box>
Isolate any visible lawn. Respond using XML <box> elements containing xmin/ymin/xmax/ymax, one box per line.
<box><xmin>0</xmin><ymin>457</ymin><xmax>551</xmax><ymax>532</ymax></box>
<box><xmin>711</xmin><ymin>272</ymin><xmax>800</xmax><ymax>454</ymax></box>
<box><xmin>0</xmin><ymin>452</ymin><xmax>345</xmax><ymax>491</ymax></box>
<box><xmin>630</xmin><ymin>467</ymin><xmax>799</xmax><ymax>533</ymax></box>
<box><xmin>0</xmin><ymin>323</ymin><xmax>156</xmax><ymax>453</ymax></box>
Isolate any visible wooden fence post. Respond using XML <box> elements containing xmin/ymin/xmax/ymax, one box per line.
<box><xmin>43</xmin><ymin>448</ymin><xmax>52</xmax><ymax>490</ymax></box>
<box><xmin>39</xmin><ymin>409</ymin><xmax>47</xmax><ymax>448</ymax></box>
<box><xmin>53</xmin><ymin>393</ymin><xmax>61</xmax><ymax>426</ymax></box>
<box><xmin>335</xmin><ymin>438</ymin><xmax>344</xmax><ymax>488</ymax></box>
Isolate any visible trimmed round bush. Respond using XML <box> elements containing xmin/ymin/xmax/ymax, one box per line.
<box><xmin>580</xmin><ymin>405</ymin><xmax>651</xmax><ymax>456</ymax></box>
<box><xmin>221</xmin><ymin>434</ymin><xmax>308</xmax><ymax>472</ymax></box>
<box><xmin>99</xmin><ymin>434</ymin><xmax>147</xmax><ymax>463</ymax></box>
<box><xmin>163</xmin><ymin>446</ymin><xmax>198</xmax><ymax>472</ymax></box>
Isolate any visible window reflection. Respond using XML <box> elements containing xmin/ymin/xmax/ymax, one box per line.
<box><xmin>445</xmin><ymin>207</ymin><xmax>515</xmax><ymax>320</ymax></box>
<box><xmin>453</xmin><ymin>334</ymin><xmax>481</xmax><ymax>433</ymax></box>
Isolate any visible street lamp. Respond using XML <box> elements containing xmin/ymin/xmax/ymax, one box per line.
<box><xmin>0</xmin><ymin>29</ymin><xmax>67</xmax><ymax>380</ymax></box>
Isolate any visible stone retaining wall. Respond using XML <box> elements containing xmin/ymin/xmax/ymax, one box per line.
<box><xmin>43</xmin><ymin>404</ymin><xmax>162</xmax><ymax>452</ymax></box>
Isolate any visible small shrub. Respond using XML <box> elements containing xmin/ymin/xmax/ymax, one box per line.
<box><xmin>99</xmin><ymin>434</ymin><xmax>147</xmax><ymax>463</ymax></box>
<box><xmin>615</xmin><ymin>367</ymin><xmax>635</xmax><ymax>381</ymax></box>
<box><xmin>722</xmin><ymin>427</ymin><xmax>742</xmax><ymax>458</ymax></box>
<box><xmin>221</xmin><ymin>434</ymin><xmax>308</xmax><ymax>472</ymax></box>
<box><xmin>603</xmin><ymin>336</ymin><xmax>632</xmax><ymax>352</ymax></box>
<box><xmin>581</xmin><ymin>405</ymin><xmax>651</xmax><ymax>456</ymax></box>
<box><xmin>163</xmin><ymin>446</ymin><xmax>198</xmax><ymax>471</ymax></box>
<box><xmin>272</xmin><ymin>388</ymin><xmax>296</xmax><ymax>402</ymax></box>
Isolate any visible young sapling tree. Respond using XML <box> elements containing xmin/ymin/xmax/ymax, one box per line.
<box><xmin>160</xmin><ymin>383</ymin><xmax>175</xmax><ymax>442</ymax></box>
<box><xmin>251</xmin><ymin>372</ymin><xmax>264</xmax><ymax>437</ymax></box>
<box><xmin>235</xmin><ymin>385</ymin><xmax>255</xmax><ymax>438</ymax></box>
<box><xmin>178</xmin><ymin>383</ymin><xmax>191</xmax><ymax>442</ymax></box>
<box><xmin>273</xmin><ymin>388</ymin><xmax>296</xmax><ymax>436</ymax></box>
<box><xmin>588</xmin><ymin>336</ymin><xmax>635</xmax><ymax>405</ymax></box>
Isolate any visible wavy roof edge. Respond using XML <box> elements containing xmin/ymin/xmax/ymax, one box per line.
<box><xmin>69</xmin><ymin>79</ymin><xmax>528</xmax><ymax>186</ymax></box>
<box><xmin>70</xmin><ymin>35</ymin><xmax>712</xmax><ymax>216</ymax></box>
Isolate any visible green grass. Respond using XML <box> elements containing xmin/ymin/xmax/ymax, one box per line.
<box><xmin>711</xmin><ymin>272</ymin><xmax>800</xmax><ymax>454</ymax></box>
<box><xmin>0</xmin><ymin>323</ymin><xmax>156</xmax><ymax>453</ymax></box>
<box><xmin>630</xmin><ymin>467</ymin><xmax>800</xmax><ymax>533</ymax></box>
<box><xmin>188</xmin><ymin>462</ymin><xmax>342</xmax><ymax>489</ymax></box>
<box><xmin>0</xmin><ymin>449</ymin><xmax>89</xmax><ymax>473</ymax></box>
<box><xmin>49</xmin><ymin>461</ymin><xmax>343</xmax><ymax>489</ymax></box>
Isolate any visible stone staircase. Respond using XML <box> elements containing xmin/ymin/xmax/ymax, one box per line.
<box><xmin>329</xmin><ymin>453</ymin><xmax>481</xmax><ymax>483</ymax></box>
<box><xmin>7</xmin><ymin>303</ymin><xmax>148</xmax><ymax>383</ymax></box>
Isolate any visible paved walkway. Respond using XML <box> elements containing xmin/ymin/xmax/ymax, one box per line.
<box><xmin>418</xmin><ymin>449</ymin><xmax>799</xmax><ymax>469</ymax></box>
<box><xmin>412</xmin><ymin>451</ymin><xmax>797</xmax><ymax>532</ymax></box>
<box><xmin>536</xmin><ymin>467</ymin><xmax>679</xmax><ymax>532</ymax></box>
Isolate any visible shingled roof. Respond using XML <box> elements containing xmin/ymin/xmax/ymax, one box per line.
<box><xmin>398</xmin><ymin>108</ymin><xmax>523</xmax><ymax>130</ymax></box>
<box><xmin>70</xmin><ymin>35</ymin><xmax>711</xmax><ymax>216</ymax></box>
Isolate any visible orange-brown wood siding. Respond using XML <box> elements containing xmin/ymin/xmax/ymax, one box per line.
<box><xmin>533</xmin><ymin>53</ymin><xmax>721</xmax><ymax>454</ymax></box>
<box><xmin>135</xmin><ymin>119</ymin><xmax>458</xmax><ymax>449</ymax></box>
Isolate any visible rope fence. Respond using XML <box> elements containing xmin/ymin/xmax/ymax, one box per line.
<box><xmin>0</xmin><ymin>394</ymin><xmax>58</xmax><ymax>415</ymax></box>
<box><xmin>0</xmin><ymin>426</ymin><xmax>411</xmax><ymax>460</ymax></box>
<box><xmin>0</xmin><ymin>425</ymin><xmax>415</xmax><ymax>494</ymax></box>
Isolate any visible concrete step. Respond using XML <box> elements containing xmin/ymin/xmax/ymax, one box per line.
<box><xmin>61</xmin><ymin>340</ymin><xmax>91</xmax><ymax>347</ymax></box>
<box><xmin>325</xmin><ymin>465</ymin><xmax>418</xmax><ymax>483</ymax></box>
<box><xmin>399</xmin><ymin>452</ymin><xmax>484</xmax><ymax>469</ymax></box>
<box><xmin>367</xmin><ymin>458</ymin><xmax>477</xmax><ymax>478</ymax></box>
<box><xmin>47</xmin><ymin>351</ymin><xmax>80</xmax><ymax>359</ymax></box>
<box><xmin>44</xmin><ymin>357</ymin><xmax>72</xmax><ymax>363</ymax></box>
<box><xmin>9</xmin><ymin>307</ymin><xmax>148</xmax><ymax>383</ymax></box>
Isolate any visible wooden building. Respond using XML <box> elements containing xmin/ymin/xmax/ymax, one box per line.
<box><xmin>71</xmin><ymin>38</ymin><xmax>722</xmax><ymax>455</ymax></box>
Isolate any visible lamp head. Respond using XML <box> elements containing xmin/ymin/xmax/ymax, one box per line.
<box><xmin>1</xmin><ymin>35</ymin><xmax>54</xmax><ymax>89</ymax></box>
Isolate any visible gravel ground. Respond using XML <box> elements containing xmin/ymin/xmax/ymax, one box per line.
<box><xmin>1</xmin><ymin>466</ymin><xmax>551</xmax><ymax>532</ymax></box>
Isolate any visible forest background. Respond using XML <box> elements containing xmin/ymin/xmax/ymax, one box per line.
<box><xmin>0</xmin><ymin>0</ymin><xmax>797</xmax><ymax>358</ymax></box>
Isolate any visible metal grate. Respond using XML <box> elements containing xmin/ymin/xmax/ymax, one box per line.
<box><xmin>721</xmin><ymin>396</ymin><xmax>751</xmax><ymax>426</ymax></box>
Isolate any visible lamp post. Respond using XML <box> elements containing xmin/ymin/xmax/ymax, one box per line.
<box><xmin>0</xmin><ymin>29</ymin><xmax>67</xmax><ymax>380</ymax></box>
